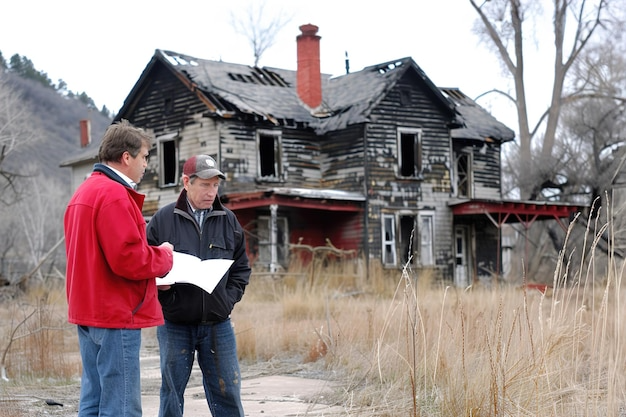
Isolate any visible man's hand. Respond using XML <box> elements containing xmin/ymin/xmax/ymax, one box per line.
<box><xmin>158</xmin><ymin>242</ymin><xmax>174</xmax><ymax>290</ymax></box>
<box><xmin>160</xmin><ymin>242</ymin><xmax>174</xmax><ymax>253</ymax></box>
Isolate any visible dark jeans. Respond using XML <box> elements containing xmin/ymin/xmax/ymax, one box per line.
<box><xmin>157</xmin><ymin>319</ymin><xmax>244</xmax><ymax>417</ymax></box>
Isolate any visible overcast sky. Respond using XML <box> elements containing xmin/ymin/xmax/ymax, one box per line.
<box><xmin>1</xmin><ymin>0</ymin><xmax>543</xmax><ymax>129</ymax></box>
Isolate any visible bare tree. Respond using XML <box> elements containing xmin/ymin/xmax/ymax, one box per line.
<box><xmin>469</xmin><ymin>0</ymin><xmax>612</xmax><ymax>200</ymax></box>
<box><xmin>230</xmin><ymin>1</ymin><xmax>293</xmax><ymax>67</ymax></box>
<box><xmin>0</xmin><ymin>167</ymin><xmax>67</xmax><ymax>287</ymax></box>
<box><xmin>560</xmin><ymin>37</ymin><xmax>626</xmax><ymax>203</ymax></box>
<box><xmin>15</xmin><ymin>168</ymin><xmax>67</xmax><ymax>283</ymax></box>
<box><xmin>0</xmin><ymin>73</ymin><xmax>42</xmax><ymax>205</ymax></box>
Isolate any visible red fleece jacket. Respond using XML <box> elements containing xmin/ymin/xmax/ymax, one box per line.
<box><xmin>64</xmin><ymin>168</ymin><xmax>173</xmax><ymax>329</ymax></box>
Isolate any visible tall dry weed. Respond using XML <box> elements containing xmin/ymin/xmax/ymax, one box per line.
<box><xmin>0</xmin><ymin>281</ymin><xmax>78</xmax><ymax>382</ymax></box>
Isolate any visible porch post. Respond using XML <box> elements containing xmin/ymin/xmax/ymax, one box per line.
<box><xmin>269</xmin><ymin>204</ymin><xmax>278</xmax><ymax>273</ymax></box>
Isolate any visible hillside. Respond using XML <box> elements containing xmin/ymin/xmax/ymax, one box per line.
<box><xmin>3</xmin><ymin>72</ymin><xmax>113</xmax><ymax>187</ymax></box>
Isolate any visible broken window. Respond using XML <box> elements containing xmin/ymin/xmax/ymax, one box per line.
<box><xmin>257</xmin><ymin>130</ymin><xmax>283</xmax><ymax>180</ymax></box>
<box><xmin>382</xmin><ymin>214</ymin><xmax>397</xmax><ymax>266</ymax></box>
<box><xmin>456</xmin><ymin>152</ymin><xmax>471</xmax><ymax>198</ymax></box>
<box><xmin>383</xmin><ymin>212</ymin><xmax>434</xmax><ymax>268</ymax></box>
<box><xmin>397</xmin><ymin>128</ymin><xmax>422</xmax><ymax>178</ymax></box>
<box><xmin>398</xmin><ymin>214</ymin><xmax>416</xmax><ymax>266</ymax></box>
<box><xmin>158</xmin><ymin>133</ymin><xmax>178</xmax><ymax>187</ymax></box>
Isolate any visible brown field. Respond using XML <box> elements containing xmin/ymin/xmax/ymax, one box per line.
<box><xmin>1</xmin><ymin>249</ymin><xmax>626</xmax><ymax>416</ymax></box>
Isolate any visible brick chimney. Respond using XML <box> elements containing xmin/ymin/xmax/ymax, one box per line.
<box><xmin>79</xmin><ymin>119</ymin><xmax>91</xmax><ymax>148</ymax></box>
<box><xmin>296</xmin><ymin>24</ymin><xmax>322</xmax><ymax>109</ymax></box>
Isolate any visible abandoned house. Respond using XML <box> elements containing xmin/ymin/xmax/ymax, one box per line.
<box><xmin>61</xmin><ymin>24</ymin><xmax>582</xmax><ymax>285</ymax></box>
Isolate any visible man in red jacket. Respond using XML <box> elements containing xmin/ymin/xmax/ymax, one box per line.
<box><xmin>64</xmin><ymin>119</ymin><xmax>174</xmax><ymax>417</ymax></box>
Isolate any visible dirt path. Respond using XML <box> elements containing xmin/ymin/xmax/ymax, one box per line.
<box><xmin>1</xmin><ymin>354</ymin><xmax>345</xmax><ymax>416</ymax></box>
<box><xmin>140</xmin><ymin>354</ymin><xmax>346</xmax><ymax>416</ymax></box>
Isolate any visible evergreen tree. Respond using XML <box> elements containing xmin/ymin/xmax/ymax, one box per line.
<box><xmin>8</xmin><ymin>54</ymin><xmax>54</xmax><ymax>89</ymax></box>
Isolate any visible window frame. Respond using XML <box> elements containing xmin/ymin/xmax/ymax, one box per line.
<box><xmin>455</xmin><ymin>151</ymin><xmax>472</xmax><ymax>198</ymax></box>
<box><xmin>418</xmin><ymin>211</ymin><xmax>435</xmax><ymax>266</ymax></box>
<box><xmin>157</xmin><ymin>133</ymin><xmax>179</xmax><ymax>187</ymax></box>
<box><xmin>382</xmin><ymin>214</ymin><xmax>397</xmax><ymax>266</ymax></box>
<box><xmin>396</xmin><ymin>127</ymin><xmax>423</xmax><ymax>178</ymax></box>
<box><xmin>256</xmin><ymin>129</ymin><xmax>283</xmax><ymax>181</ymax></box>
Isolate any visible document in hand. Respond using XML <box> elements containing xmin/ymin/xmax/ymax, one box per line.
<box><xmin>156</xmin><ymin>252</ymin><xmax>234</xmax><ymax>294</ymax></box>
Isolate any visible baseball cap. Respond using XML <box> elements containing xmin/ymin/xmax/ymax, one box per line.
<box><xmin>183</xmin><ymin>155</ymin><xmax>226</xmax><ymax>180</ymax></box>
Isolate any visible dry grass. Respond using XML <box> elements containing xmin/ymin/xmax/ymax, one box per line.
<box><xmin>0</xmin><ymin>280</ymin><xmax>77</xmax><ymax>382</ymax></box>
<box><xmin>3</xmin><ymin>218</ymin><xmax>626</xmax><ymax>416</ymax></box>
<box><xmin>231</xmin><ymin>224</ymin><xmax>626</xmax><ymax>416</ymax></box>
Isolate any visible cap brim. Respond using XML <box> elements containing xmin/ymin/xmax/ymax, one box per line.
<box><xmin>194</xmin><ymin>169</ymin><xmax>226</xmax><ymax>180</ymax></box>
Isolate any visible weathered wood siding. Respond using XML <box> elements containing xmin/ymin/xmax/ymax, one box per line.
<box><xmin>362</xmin><ymin>71</ymin><xmax>455</xmax><ymax>271</ymax></box>
<box><xmin>454</xmin><ymin>142</ymin><xmax>502</xmax><ymax>200</ymax></box>
<box><xmin>320</xmin><ymin>124</ymin><xmax>366</xmax><ymax>191</ymax></box>
<box><xmin>122</xmin><ymin>63</ymin><xmax>217</xmax><ymax>211</ymax></box>
<box><xmin>218</xmin><ymin>122</ymin><xmax>322</xmax><ymax>191</ymax></box>
<box><xmin>125</xmin><ymin>63</ymin><xmax>207</xmax><ymax>137</ymax></box>
<box><xmin>473</xmin><ymin>146</ymin><xmax>502</xmax><ymax>199</ymax></box>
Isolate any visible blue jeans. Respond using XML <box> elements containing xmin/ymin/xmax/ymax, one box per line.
<box><xmin>76</xmin><ymin>326</ymin><xmax>142</xmax><ymax>417</ymax></box>
<box><xmin>157</xmin><ymin>319</ymin><xmax>244</xmax><ymax>417</ymax></box>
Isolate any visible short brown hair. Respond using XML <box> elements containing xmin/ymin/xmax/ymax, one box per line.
<box><xmin>98</xmin><ymin>119</ymin><xmax>152</xmax><ymax>163</ymax></box>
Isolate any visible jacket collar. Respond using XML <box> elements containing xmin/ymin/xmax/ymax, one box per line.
<box><xmin>92</xmin><ymin>163</ymin><xmax>145</xmax><ymax>208</ymax></box>
<box><xmin>93</xmin><ymin>163</ymin><xmax>134</xmax><ymax>189</ymax></box>
<box><xmin>175</xmin><ymin>189</ymin><xmax>225</xmax><ymax>213</ymax></box>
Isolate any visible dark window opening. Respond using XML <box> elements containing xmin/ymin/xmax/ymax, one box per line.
<box><xmin>399</xmin><ymin>132</ymin><xmax>421</xmax><ymax>177</ymax></box>
<box><xmin>259</xmin><ymin>133</ymin><xmax>281</xmax><ymax>178</ymax></box>
<box><xmin>161</xmin><ymin>139</ymin><xmax>177</xmax><ymax>186</ymax></box>
<box><xmin>399</xmin><ymin>215</ymin><xmax>416</xmax><ymax>265</ymax></box>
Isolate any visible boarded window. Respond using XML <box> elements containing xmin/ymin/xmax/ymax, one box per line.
<box><xmin>257</xmin><ymin>130</ymin><xmax>282</xmax><ymax>180</ymax></box>
<box><xmin>397</xmin><ymin>128</ymin><xmax>422</xmax><ymax>178</ymax></box>
<box><xmin>158</xmin><ymin>133</ymin><xmax>178</xmax><ymax>187</ymax></box>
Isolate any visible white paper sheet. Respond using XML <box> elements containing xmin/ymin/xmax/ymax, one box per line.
<box><xmin>156</xmin><ymin>252</ymin><xmax>234</xmax><ymax>294</ymax></box>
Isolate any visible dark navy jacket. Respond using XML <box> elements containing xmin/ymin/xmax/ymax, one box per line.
<box><xmin>146</xmin><ymin>190</ymin><xmax>251</xmax><ymax>324</ymax></box>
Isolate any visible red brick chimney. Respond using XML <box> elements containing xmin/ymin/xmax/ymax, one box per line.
<box><xmin>79</xmin><ymin>119</ymin><xmax>91</xmax><ymax>148</ymax></box>
<box><xmin>296</xmin><ymin>24</ymin><xmax>322</xmax><ymax>109</ymax></box>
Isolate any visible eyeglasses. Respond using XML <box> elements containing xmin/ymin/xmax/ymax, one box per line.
<box><xmin>126</xmin><ymin>151</ymin><xmax>150</xmax><ymax>163</ymax></box>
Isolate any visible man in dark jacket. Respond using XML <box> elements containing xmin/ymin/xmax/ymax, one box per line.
<box><xmin>146</xmin><ymin>154</ymin><xmax>251</xmax><ymax>417</ymax></box>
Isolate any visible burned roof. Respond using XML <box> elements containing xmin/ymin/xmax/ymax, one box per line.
<box><xmin>441</xmin><ymin>88</ymin><xmax>515</xmax><ymax>143</ymax></box>
<box><xmin>319</xmin><ymin>57</ymin><xmax>455</xmax><ymax>133</ymax></box>
<box><xmin>118</xmin><ymin>49</ymin><xmax>513</xmax><ymax>141</ymax></box>
<box><xmin>156</xmin><ymin>50</ymin><xmax>323</xmax><ymax>126</ymax></box>
<box><xmin>131</xmin><ymin>51</ymin><xmax>459</xmax><ymax>134</ymax></box>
